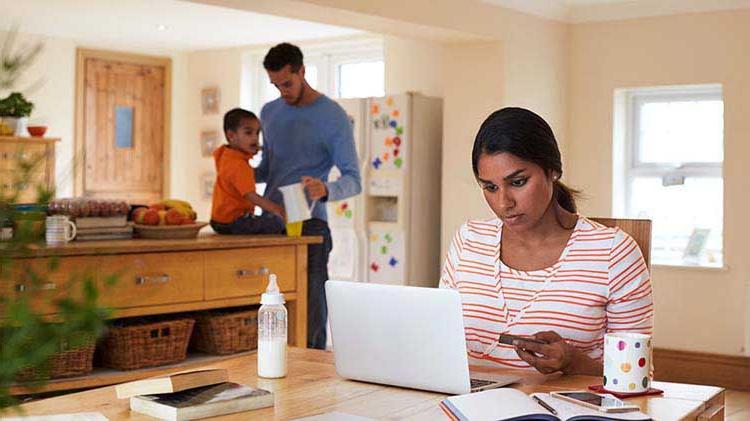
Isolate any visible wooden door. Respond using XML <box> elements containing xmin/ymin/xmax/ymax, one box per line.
<box><xmin>76</xmin><ymin>50</ymin><xmax>171</xmax><ymax>203</ymax></box>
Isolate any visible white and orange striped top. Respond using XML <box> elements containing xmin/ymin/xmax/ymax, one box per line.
<box><xmin>440</xmin><ymin>216</ymin><xmax>653</xmax><ymax>369</ymax></box>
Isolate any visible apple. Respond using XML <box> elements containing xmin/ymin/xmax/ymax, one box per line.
<box><xmin>165</xmin><ymin>209</ymin><xmax>184</xmax><ymax>225</ymax></box>
<box><xmin>132</xmin><ymin>207</ymin><xmax>148</xmax><ymax>224</ymax></box>
<box><xmin>142</xmin><ymin>209</ymin><xmax>159</xmax><ymax>225</ymax></box>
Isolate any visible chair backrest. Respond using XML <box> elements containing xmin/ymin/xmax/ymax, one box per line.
<box><xmin>590</xmin><ymin>217</ymin><xmax>652</xmax><ymax>269</ymax></box>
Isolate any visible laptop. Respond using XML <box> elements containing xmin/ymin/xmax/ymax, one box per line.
<box><xmin>325</xmin><ymin>281</ymin><xmax>521</xmax><ymax>394</ymax></box>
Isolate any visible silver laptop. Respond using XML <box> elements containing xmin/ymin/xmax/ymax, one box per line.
<box><xmin>325</xmin><ymin>281</ymin><xmax>520</xmax><ymax>394</ymax></box>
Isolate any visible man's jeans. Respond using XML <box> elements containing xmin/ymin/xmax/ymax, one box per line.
<box><xmin>302</xmin><ymin>218</ymin><xmax>333</xmax><ymax>350</ymax></box>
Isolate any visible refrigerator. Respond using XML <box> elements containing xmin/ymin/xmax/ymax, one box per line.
<box><xmin>328</xmin><ymin>93</ymin><xmax>443</xmax><ymax>287</ymax></box>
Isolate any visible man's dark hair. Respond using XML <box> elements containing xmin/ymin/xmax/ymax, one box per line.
<box><xmin>263</xmin><ymin>42</ymin><xmax>304</xmax><ymax>72</ymax></box>
<box><xmin>223</xmin><ymin>108</ymin><xmax>257</xmax><ymax>137</ymax></box>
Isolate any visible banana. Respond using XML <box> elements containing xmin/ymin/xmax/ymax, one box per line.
<box><xmin>162</xmin><ymin>199</ymin><xmax>193</xmax><ymax>210</ymax></box>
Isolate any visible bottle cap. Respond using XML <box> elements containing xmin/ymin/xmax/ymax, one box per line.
<box><xmin>261</xmin><ymin>274</ymin><xmax>285</xmax><ymax>305</ymax></box>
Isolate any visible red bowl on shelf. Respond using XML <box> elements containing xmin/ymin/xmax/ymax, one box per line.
<box><xmin>27</xmin><ymin>125</ymin><xmax>48</xmax><ymax>137</ymax></box>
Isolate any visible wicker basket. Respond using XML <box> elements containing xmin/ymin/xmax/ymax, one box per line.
<box><xmin>16</xmin><ymin>340</ymin><xmax>96</xmax><ymax>381</ymax></box>
<box><xmin>99</xmin><ymin>318</ymin><xmax>195</xmax><ymax>370</ymax></box>
<box><xmin>190</xmin><ymin>308</ymin><xmax>258</xmax><ymax>355</ymax></box>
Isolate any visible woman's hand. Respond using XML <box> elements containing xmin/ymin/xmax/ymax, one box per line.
<box><xmin>513</xmin><ymin>331</ymin><xmax>602</xmax><ymax>376</ymax></box>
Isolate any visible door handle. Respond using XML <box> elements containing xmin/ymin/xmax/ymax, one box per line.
<box><xmin>235</xmin><ymin>267</ymin><xmax>269</xmax><ymax>277</ymax></box>
<box><xmin>135</xmin><ymin>274</ymin><xmax>170</xmax><ymax>285</ymax></box>
<box><xmin>15</xmin><ymin>282</ymin><xmax>57</xmax><ymax>292</ymax></box>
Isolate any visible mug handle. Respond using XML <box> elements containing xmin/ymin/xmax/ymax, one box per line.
<box><xmin>66</xmin><ymin>220</ymin><xmax>77</xmax><ymax>241</ymax></box>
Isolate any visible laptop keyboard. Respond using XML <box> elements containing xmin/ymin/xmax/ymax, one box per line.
<box><xmin>470</xmin><ymin>378</ymin><xmax>496</xmax><ymax>389</ymax></box>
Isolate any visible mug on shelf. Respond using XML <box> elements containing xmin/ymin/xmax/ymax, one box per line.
<box><xmin>45</xmin><ymin>215</ymin><xmax>77</xmax><ymax>245</ymax></box>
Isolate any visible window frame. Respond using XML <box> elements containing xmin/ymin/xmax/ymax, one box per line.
<box><xmin>617</xmin><ymin>84</ymin><xmax>725</xmax><ymax>268</ymax></box>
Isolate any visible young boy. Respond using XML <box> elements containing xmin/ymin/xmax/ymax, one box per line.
<box><xmin>210</xmin><ymin>108</ymin><xmax>285</xmax><ymax>235</ymax></box>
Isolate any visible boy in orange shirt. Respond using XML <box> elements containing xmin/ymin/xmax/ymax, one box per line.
<box><xmin>210</xmin><ymin>108</ymin><xmax>285</xmax><ymax>235</ymax></box>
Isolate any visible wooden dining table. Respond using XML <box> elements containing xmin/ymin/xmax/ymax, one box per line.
<box><xmin>16</xmin><ymin>347</ymin><xmax>725</xmax><ymax>420</ymax></box>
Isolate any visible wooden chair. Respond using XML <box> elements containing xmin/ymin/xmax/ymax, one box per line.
<box><xmin>590</xmin><ymin>217</ymin><xmax>652</xmax><ymax>268</ymax></box>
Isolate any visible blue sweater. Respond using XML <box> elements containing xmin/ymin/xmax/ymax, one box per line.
<box><xmin>257</xmin><ymin>95</ymin><xmax>362</xmax><ymax>221</ymax></box>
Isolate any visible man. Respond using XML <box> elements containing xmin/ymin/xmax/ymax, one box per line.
<box><xmin>257</xmin><ymin>42</ymin><xmax>362</xmax><ymax>349</ymax></box>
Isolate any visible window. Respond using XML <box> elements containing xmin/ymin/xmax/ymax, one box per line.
<box><xmin>337</xmin><ymin>60</ymin><xmax>384</xmax><ymax>98</ymax></box>
<box><xmin>614</xmin><ymin>85</ymin><xmax>724</xmax><ymax>268</ymax></box>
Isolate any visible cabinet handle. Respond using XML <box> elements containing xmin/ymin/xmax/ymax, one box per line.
<box><xmin>135</xmin><ymin>274</ymin><xmax>171</xmax><ymax>285</ymax></box>
<box><xmin>235</xmin><ymin>267</ymin><xmax>269</xmax><ymax>277</ymax></box>
<box><xmin>15</xmin><ymin>282</ymin><xmax>57</xmax><ymax>292</ymax></box>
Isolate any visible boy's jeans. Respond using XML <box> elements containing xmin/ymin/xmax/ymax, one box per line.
<box><xmin>302</xmin><ymin>218</ymin><xmax>333</xmax><ymax>350</ymax></box>
<box><xmin>210</xmin><ymin>213</ymin><xmax>284</xmax><ymax>235</ymax></box>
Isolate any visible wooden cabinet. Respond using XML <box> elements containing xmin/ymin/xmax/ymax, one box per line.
<box><xmin>4</xmin><ymin>235</ymin><xmax>320</xmax><ymax>395</ymax></box>
<box><xmin>0</xmin><ymin>256</ymin><xmax>98</xmax><ymax>315</ymax></box>
<box><xmin>100</xmin><ymin>251</ymin><xmax>205</xmax><ymax>308</ymax></box>
<box><xmin>0</xmin><ymin>136</ymin><xmax>58</xmax><ymax>203</ymax></box>
<box><xmin>204</xmin><ymin>246</ymin><xmax>296</xmax><ymax>300</ymax></box>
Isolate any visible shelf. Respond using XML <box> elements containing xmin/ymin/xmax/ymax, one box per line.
<box><xmin>0</xmin><ymin>136</ymin><xmax>60</xmax><ymax>144</ymax></box>
<box><xmin>10</xmin><ymin>350</ymin><xmax>255</xmax><ymax>396</ymax></box>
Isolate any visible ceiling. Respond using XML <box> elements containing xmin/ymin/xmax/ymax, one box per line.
<box><xmin>0</xmin><ymin>0</ymin><xmax>362</xmax><ymax>52</ymax></box>
<box><xmin>482</xmin><ymin>0</ymin><xmax>750</xmax><ymax>22</ymax></box>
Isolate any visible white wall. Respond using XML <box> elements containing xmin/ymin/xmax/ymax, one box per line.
<box><xmin>181</xmin><ymin>47</ymin><xmax>243</xmax><ymax>220</ymax></box>
<box><xmin>567</xmin><ymin>10</ymin><xmax>750</xmax><ymax>355</ymax></box>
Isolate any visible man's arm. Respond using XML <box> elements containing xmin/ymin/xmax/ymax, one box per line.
<box><xmin>324</xmin><ymin>114</ymin><xmax>362</xmax><ymax>202</ymax></box>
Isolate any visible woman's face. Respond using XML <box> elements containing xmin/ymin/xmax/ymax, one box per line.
<box><xmin>476</xmin><ymin>152</ymin><xmax>556</xmax><ymax>232</ymax></box>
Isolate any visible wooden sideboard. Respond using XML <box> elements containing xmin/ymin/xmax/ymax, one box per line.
<box><xmin>0</xmin><ymin>136</ymin><xmax>59</xmax><ymax>202</ymax></box>
<box><xmin>1</xmin><ymin>234</ymin><xmax>321</xmax><ymax>394</ymax></box>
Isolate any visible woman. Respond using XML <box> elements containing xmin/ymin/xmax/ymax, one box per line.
<box><xmin>440</xmin><ymin>107</ymin><xmax>653</xmax><ymax>376</ymax></box>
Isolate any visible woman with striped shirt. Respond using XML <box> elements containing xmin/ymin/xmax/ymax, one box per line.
<box><xmin>441</xmin><ymin>107</ymin><xmax>653</xmax><ymax>376</ymax></box>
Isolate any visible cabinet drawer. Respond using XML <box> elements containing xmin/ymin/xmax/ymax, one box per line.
<box><xmin>204</xmin><ymin>247</ymin><xmax>296</xmax><ymax>301</ymax></box>
<box><xmin>99</xmin><ymin>252</ymin><xmax>204</xmax><ymax>308</ymax></box>
<box><xmin>0</xmin><ymin>256</ymin><xmax>99</xmax><ymax>315</ymax></box>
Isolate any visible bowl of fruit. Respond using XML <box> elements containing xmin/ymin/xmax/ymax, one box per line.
<box><xmin>132</xmin><ymin>199</ymin><xmax>206</xmax><ymax>239</ymax></box>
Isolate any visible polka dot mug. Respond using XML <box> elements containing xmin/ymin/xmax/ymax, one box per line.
<box><xmin>603</xmin><ymin>332</ymin><xmax>651</xmax><ymax>394</ymax></box>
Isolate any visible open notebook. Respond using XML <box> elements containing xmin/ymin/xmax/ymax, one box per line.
<box><xmin>440</xmin><ymin>389</ymin><xmax>652</xmax><ymax>421</ymax></box>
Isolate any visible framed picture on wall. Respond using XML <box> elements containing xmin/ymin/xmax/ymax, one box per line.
<box><xmin>201</xmin><ymin>86</ymin><xmax>220</xmax><ymax>115</ymax></box>
<box><xmin>683</xmin><ymin>227</ymin><xmax>710</xmax><ymax>263</ymax></box>
<box><xmin>201</xmin><ymin>172</ymin><xmax>215</xmax><ymax>200</ymax></box>
<box><xmin>200</xmin><ymin>130</ymin><xmax>220</xmax><ymax>157</ymax></box>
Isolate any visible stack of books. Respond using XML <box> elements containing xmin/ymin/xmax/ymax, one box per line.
<box><xmin>75</xmin><ymin>215</ymin><xmax>133</xmax><ymax>241</ymax></box>
<box><xmin>115</xmin><ymin>369</ymin><xmax>274</xmax><ymax>420</ymax></box>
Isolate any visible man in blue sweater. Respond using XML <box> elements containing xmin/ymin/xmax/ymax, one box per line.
<box><xmin>259</xmin><ymin>43</ymin><xmax>362</xmax><ymax>349</ymax></box>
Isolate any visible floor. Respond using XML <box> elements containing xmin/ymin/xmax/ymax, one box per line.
<box><xmin>726</xmin><ymin>390</ymin><xmax>750</xmax><ymax>420</ymax></box>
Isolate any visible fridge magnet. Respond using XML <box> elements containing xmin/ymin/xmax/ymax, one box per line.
<box><xmin>388</xmin><ymin>257</ymin><xmax>399</xmax><ymax>267</ymax></box>
<box><xmin>370</xmin><ymin>262</ymin><xmax>380</xmax><ymax>272</ymax></box>
<box><xmin>201</xmin><ymin>172</ymin><xmax>215</xmax><ymax>200</ymax></box>
<box><xmin>201</xmin><ymin>86</ymin><xmax>220</xmax><ymax>115</ymax></box>
<box><xmin>200</xmin><ymin>130</ymin><xmax>220</xmax><ymax>157</ymax></box>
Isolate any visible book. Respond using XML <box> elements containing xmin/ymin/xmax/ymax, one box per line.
<box><xmin>75</xmin><ymin>233</ymin><xmax>133</xmax><ymax>241</ymax></box>
<box><xmin>76</xmin><ymin>224</ymin><xmax>133</xmax><ymax>235</ymax></box>
<box><xmin>116</xmin><ymin>369</ymin><xmax>229</xmax><ymax>399</ymax></box>
<box><xmin>75</xmin><ymin>216</ymin><xmax>128</xmax><ymax>229</ymax></box>
<box><xmin>440</xmin><ymin>389</ymin><xmax>652</xmax><ymax>421</ymax></box>
<box><xmin>129</xmin><ymin>382</ymin><xmax>273</xmax><ymax>420</ymax></box>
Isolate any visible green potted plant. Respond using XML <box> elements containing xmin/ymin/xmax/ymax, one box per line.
<box><xmin>0</xmin><ymin>92</ymin><xmax>34</xmax><ymax>137</ymax></box>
